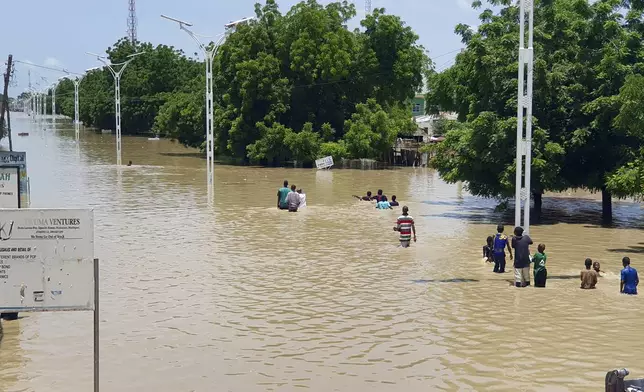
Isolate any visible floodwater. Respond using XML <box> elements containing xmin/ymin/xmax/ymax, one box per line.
<box><xmin>0</xmin><ymin>113</ymin><xmax>643</xmax><ymax>392</ymax></box>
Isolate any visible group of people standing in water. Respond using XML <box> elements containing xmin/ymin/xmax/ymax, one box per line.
<box><xmin>277</xmin><ymin>180</ymin><xmax>306</xmax><ymax>212</ymax></box>
<box><xmin>353</xmin><ymin>189</ymin><xmax>416</xmax><ymax>248</ymax></box>
<box><xmin>353</xmin><ymin>189</ymin><xmax>400</xmax><ymax>209</ymax></box>
<box><xmin>483</xmin><ymin>224</ymin><xmax>639</xmax><ymax>294</ymax></box>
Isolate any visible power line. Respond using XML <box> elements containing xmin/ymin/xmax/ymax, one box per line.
<box><xmin>13</xmin><ymin>60</ymin><xmax>82</xmax><ymax>76</ymax></box>
<box><xmin>431</xmin><ymin>48</ymin><xmax>462</xmax><ymax>60</ymax></box>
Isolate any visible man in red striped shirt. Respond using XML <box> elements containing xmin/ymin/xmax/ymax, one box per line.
<box><xmin>394</xmin><ymin>206</ymin><xmax>416</xmax><ymax>248</ymax></box>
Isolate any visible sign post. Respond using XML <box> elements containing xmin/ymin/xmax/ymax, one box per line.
<box><xmin>0</xmin><ymin>208</ymin><xmax>97</xmax><ymax>390</ymax></box>
<box><xmin>94</xmin><ymin>257</ymin><xmax>99</xmax><ymax>392</ymax></box>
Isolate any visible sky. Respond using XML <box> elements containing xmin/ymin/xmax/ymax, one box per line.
<box><xmin>1</xmin><ymin>0</ymin><xmax>482</xmax><ymax>97</ymax></box>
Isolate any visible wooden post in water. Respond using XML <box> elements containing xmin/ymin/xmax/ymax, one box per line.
<box><xmin>6</xmin><ymin>102</ymin><xmax>12</xmax><ymax>151</ymax></box>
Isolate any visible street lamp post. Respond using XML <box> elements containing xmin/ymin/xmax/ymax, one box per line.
<box><xmin>51</xmin><ymin>81</ymin><xmax>60</xmax><ymax>129</ymax></box>
<box><xmin>40</xmin><ymin>77</ymin><xmax>48</xmax><ymax>130</ymax></box>
<box><xmin>33</xmin><ymin>93</ymin><xmax>38</xmax><ymax>122</ymax></box>
<box><xmin>161</xmin><ymin>14</ymin><xmax>253</xmax><ymax>200</ymax></box>
<box><xmin>41</xmin><ymin>90</ymin><xmax>46</xmax><ymax>129</ymax></box>
<box><xmin>87</xmin><ymin>52</ymin><xmax>144</xmax><ymax>165</ymax></box>
<box><xmin>515</xmin><ymin>0</ymin><xmax>534</xmax><ymax>233</ymax></box>
<box><xmin>61</xmin><ymin>68</ymin><xmax>97</xmax><ymax>140</ymax></box>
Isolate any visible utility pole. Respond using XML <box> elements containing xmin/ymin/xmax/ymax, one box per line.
<box><xmin>0</xmin><ymin>55</ymin><xmax>13</xmax><ymax>150</ymax></box>
<box><xmin>515</xmin><ymin>0</ymin><xmax>534</xmax><ymax>233</ymax></box>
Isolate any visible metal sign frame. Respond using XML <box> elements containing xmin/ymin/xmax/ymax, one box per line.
<box><xmin>0</xmin><ymin>166</ymin><xmax>21</xmax><ymax>208</ymax></box>
<box><xmin>0</xmin><ymin>209</ymin><xmax>99</xmax><ymax>391</ymax></box>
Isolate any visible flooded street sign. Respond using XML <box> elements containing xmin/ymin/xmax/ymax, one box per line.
<box><xmin>315</xmin><ymin>156</ymin><xmax>334</xmax><ymax>170</ymax></box>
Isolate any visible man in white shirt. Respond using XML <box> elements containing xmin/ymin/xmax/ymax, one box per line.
<box><xmin>297</xmin><ymin>189</ymin><xmax>307</xmax><ymax>208</ymax></box>
<box><xmin>286</xmin><ymin>185</ymin><xmax>301</xmax><ymax>212</ymax></box>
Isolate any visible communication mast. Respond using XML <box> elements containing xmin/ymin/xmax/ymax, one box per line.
<box><xmin>365</xmin><ymin>0</ymin><xmax>372</xmax><ymax>14</ymax></box>
<box><xmin>127</xmin><ymin>0</ymin><xmax>138</xmax><ymax>45</ymax></box>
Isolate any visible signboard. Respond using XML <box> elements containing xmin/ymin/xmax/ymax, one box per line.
<box><xmin>0</xmin><ymin>167</ymin><xmax>20</xmax><ymax>208</ymax></box>
<box><xmin>315</xmin><ymin>156</ymin><xmax>334</xmax><ymax>170</ymax></box>
<box><xmin>0</xmin><ymin>152</ymin><xmax>29</xmax><ymax>208</ymax></box>
<box><xmin>0</xmin><ymin>208</ymin><xmax>94</xmax><ymax>312</ymax></box>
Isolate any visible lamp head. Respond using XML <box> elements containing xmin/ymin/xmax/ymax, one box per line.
<box><xmin>224</xmin><ymin>16</ymin><xmax>254</xmax><ymax>29</ymax></box>
<box><xmin>161</xmin><ymin>14</ymin><xmax>193</xmax><ymax>27</ymax></box>
<box><xmin>86</xmin><ymin>52</ymin><xmax>106</xmax><ymax>60</ymax></box>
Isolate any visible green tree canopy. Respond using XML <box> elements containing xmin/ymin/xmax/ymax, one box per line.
<box><xmin>426</xmin><ymin>0</ymin><xmax>644</xmax><ymax>220</ymax></box>
<box><xmin>55</xmin><ymin>0</ymin><xmax>428</xmax><ymax>167</ymax></box>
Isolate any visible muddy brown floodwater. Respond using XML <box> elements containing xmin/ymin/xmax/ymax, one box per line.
<box><xmin>0</xmin><ymin>113</ymin><xmax>643</xmax><ymax>391</ymax></box>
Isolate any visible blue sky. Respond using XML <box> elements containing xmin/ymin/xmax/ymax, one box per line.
<box><xmin>2</xmin><ymin>0</ymin><xmax>481</xmax><ymax>97</ymax></box>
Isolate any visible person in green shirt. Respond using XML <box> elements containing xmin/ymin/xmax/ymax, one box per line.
<box><xmin>277</xmin><ymin>180</ymin><xmax>290</xmax><ymax>210</ymax></box>
<box><xmin>532</xmin><ymin>243</ymin><xmax>547</xmax><ymax>287</ymax></box>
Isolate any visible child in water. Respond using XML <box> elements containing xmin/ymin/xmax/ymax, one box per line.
<box><xmin>593</xmin><ymin>261</ymin><xmax>603</xmax><ymax>277</ymax></box>
<box><xmin>483</xmin><ymin>236</ymin><xmax>494</xmax><ymax>262</ymax></box>
<box><xmin>532</xmin><ymin>243</ymin><xmax>547</xmax><ymax>287</ymax></box>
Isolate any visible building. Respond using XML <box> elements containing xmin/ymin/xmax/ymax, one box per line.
<box><xmin>392</xmin><ymin>97</ymin><xmax>456</xmax><ymax>166</ymax></box>
<box><xmin>411</xmin><ymin>94</ymin><xmax>425</xmax><ymax>116</ymax></box>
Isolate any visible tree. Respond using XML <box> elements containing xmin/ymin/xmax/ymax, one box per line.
<box><xmin>153</xmin><ymin>92</ymin><xmax>204</xmax><ymax>148</ymax></box>
<box><xmin>60</xmin><ymin>0</ymin><xmax>428</xmax><ymax>167</ymax></box>
<box><xmin>246</xmin><ymin>122</ymin><xmax>294</xmax><ymax>165</ymax></box>
<box><xmin>213</xmin><ymin>0</ymin><xmax>428</xmax><ymax>163</ymax></box>
<box><xmin>343</xmin><ymin>99</ymin><xmax>415</xmax><ymax>160</ymax></box>
<box><xmin>285</xmin><ymin>122</ymin><xmax>322</xmax><ymax>165</ymax></box>
<box><xmin>426</xmin><ymin>0</ymin><xmax>644</xmax><ymax>221</ymax></box>
<box><xmin>606</xmin><ymin>74</ymin><xmax>644</xmax><ymax>198</ymax></box>
<box><xmin>57</xmin><ymin>38</ymin><xmax>203</xmax><ymax>135</ymax></box>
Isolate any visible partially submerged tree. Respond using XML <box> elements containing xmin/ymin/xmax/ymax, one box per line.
<box><xmin>426</xmin><ymin>0</ymin><xmax>644</xmax><ymax>221</ymax></box>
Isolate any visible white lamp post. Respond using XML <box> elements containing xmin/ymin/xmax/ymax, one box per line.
<box><xmin>61</xmin><ymin>68</ymin><xmax>98</xmax><ymax>140</ymax></box>
<box><xmin>515</xmin><ymin>0</ymin><xmax>534</xmax><ymax>233</ymax></box>
<box><xmin>51</xmin><ymin>81</ymin><xmax>61</xmax><ymax>129</ymax></box>
<box><xmin>32</xmin><ymin>92</ymin><xmax>38</xmax><ymax>122</ymax></box>
<box><xmin>40</xmin><ymin>77</ymin><xmax>48</xmax><ymax>130</ymax></box>
<box><xmin>161</xmin><ymin>14</ymin><xmax>254</xmax><ymax>200</ymax></box>
<box><xmin>87</xmin><ymin>52</ymin><xmax>144</xmax><ymax>166</ymax></box>
<box><xmin>33</xmin><ymin>83</ymin><xmax>42</xmax><ymax>127</ymax></box>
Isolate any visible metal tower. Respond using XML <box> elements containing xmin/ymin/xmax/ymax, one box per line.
<box><xmin>365</xmin><ymin>0</ymin><xmax>372</xmax><ymax>14</ymax></box>
<box><xmin>127</xmin><ymin>0</ymin><xmax>138</xmax><ymax>44</ymax></box>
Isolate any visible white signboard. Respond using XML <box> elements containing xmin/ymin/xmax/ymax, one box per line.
<box><xmin>315</xmin><ymin>156</ymin><xmax>334</xmax><ymax>170</ymax></box>
<box><xmin>0</xmin><ymin>208</ymin><xmax>94</xmax><ymax>312</ymax></box>
<box><xmin>0</xmin><ymin>167</ymin><xmax>20</xmax><ymax>208</ymax></box>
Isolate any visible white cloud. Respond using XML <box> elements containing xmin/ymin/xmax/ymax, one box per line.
<box><xmin>44</xmin><ymin>57</ymin><xmax>63</xmax><ymax>68</ymax></box>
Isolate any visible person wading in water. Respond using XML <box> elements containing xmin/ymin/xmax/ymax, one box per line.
<box><xmin>277</xmin><ymin>180</ymin><xmax>290</xmax><ymax>210</ymax></box>
<box><xmin>492</xmin><ymin>224</ymin><xmax>512</xmax><ymax>273</ymax></box>
<box><xmin>393</xmin><ymin>206</ymin><xmax>416</xmax><ymax>248</ymax></box>
<box><xmin>511</xmin><ymin>226</ymin><xmax>533</xmax><ymax>287</ymax></box>
<box><xmin>286</xmin><ymin>185</ymin><xmax>301</xmax><ymax>212</ymax></box>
